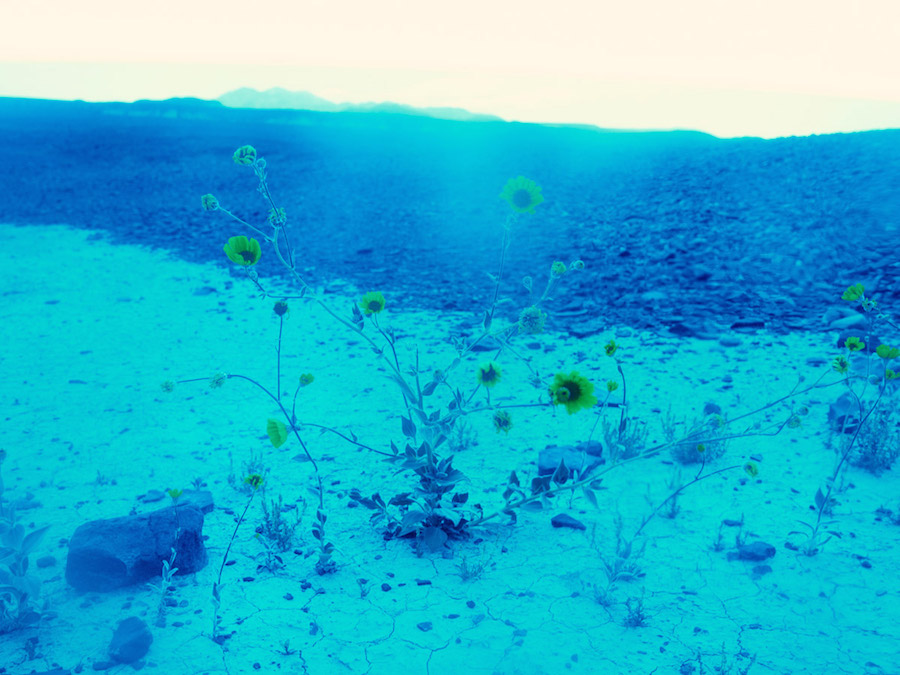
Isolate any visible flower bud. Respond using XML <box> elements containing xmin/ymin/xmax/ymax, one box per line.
<box><xmin>233</xmin><ymin>145</ymin><xmax>257</xmax><ymax>166</ymax></box>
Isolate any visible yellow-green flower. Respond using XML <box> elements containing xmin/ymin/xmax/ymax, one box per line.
<box><xmin>832</xmin><ymin>356</ymin><xmax>849</xmax><ymax>374</ymax></box>
<box><xmin>233</xmin><ymin>145</ymin><xmax>257</xmax><ymax>165</ymax></box>
<box><xmin>518</xmin><ymin>306</ymin><xmax>546</xmax><ymax>334</ymax></box>
<box><xmin>201</xmin><ymin>194</ymin><xmax>219</xmax><ymax>211</ymax></box>
<box><xmin>224</xmin><ymin>236</ymin><xmax>262</xmax><ymax>266</ymax></box>
<box><xmin>886</xmin><ymin>369</ymin><xmax>897</xmax><ymax>380</ymax></box>
<box><xmin>549</xmin><ymin>371</ymin><xmax>597</xmax><ymax>415</ymax></box>
<box><xmin>844</xmin><ymin>336</ymin><xmax>865</xmax><ymax>352</ymax></box>
<box><xmin>492</xmin><ymin>410</ymin><xmax>513</xmax><ymax>434</ymax></box>
<box><xmin>604</xmin><ymin>340</ymin><xmax>619</xmax><ymax>358</ymax></box>
<box><xmin>160</xmin><ymin>380</ymin><xmax>175</xmax><ymax>393</ymax></box>
<box><xmin>876</xmin><ymin>344</ymin><xmax>900</xmax><ymax>360</ymax></box>
<box><xmin>167</xmin><ymin>488</ymin><xmax>183</xmax><ymax>502</ymax></box>
<box><xmin>299</xmin><ymin>373</ymin><xmax>315</xmax><ymax>387</ymax></box>
<box><xmin>550</xmin><ymin>261</ymin><xmax>567</xmax><ymax>278</ymax></box>
<box><xmin>477</xmin><ymin>362</ymin><xmax>502</xmax><ymax>388</ymax></box>
<box><xmin>359</xmin><ymin>291</ymin><xmax>386</xmax><ymax>316</ymax></box>
<box><xmin>243</xmin><ymin>473</ymin><xmax>265</xmax><ymax>490</ymax></box>
<box><xmin>500</xmin><ymin>176</ymin><xmax>544</xmax><ymax>214</ymax></box>
<box><xmin>743</xmin><ymin>461</ymin><xmax>759</xmax><ymax>478</ymax></box>
<box><xmin>606</xmin><ymin>380</ymin><xmax>618</xmax><ymax>393</ymax></box>
<box><xmin>841</xmin><ymin>283</ymin><xmax>865</xmax><ymax>301</ymax></box>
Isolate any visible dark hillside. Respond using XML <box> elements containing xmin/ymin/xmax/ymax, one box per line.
<box><xmin>1</xmin><ymin>97</ymin><xmax>896</xmax><ymax>335</ymax></box>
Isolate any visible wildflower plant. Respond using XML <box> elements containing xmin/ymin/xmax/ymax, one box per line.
<box><xmin>184</xmin><ymin>144</ymin><xmax>852</xmax><ymax>568</ymax></box>
<box><xmin>0</xmin><ymin>450</ymin><xmax>49</xmax><ymax>635</ymax></box>
<box><xmin>788</xmin><ymin>283</ymin><xmax>899</xmax><ymax>556</ymax></box>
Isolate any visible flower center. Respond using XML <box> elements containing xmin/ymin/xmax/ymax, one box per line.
<box><xmin>512</xmin><ymin>189</ymin><xmax>532</xmax><ymax>208</ymax></box>
<box><xmin>239</xmin><ymin>250</ymin><xmax>256</xmax><ymax>262</ymax></box>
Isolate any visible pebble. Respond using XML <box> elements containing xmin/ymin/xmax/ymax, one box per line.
<box><xmin>551</xmin><ymin>514</ymin><xmax>587</xmax><ymax>531</ymax></box>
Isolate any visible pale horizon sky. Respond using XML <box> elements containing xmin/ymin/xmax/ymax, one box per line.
<box><xmin>1</xmin><ymin>0</ymin><xmax>899</xmax><ymax>138</ymax></box>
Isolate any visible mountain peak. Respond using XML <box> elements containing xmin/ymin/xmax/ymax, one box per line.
<box><xmin>216</xmin><ymin>87</ymin><xmax>500</xmax><ymax>122</ymax></box>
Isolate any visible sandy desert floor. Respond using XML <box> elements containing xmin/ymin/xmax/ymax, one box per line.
<box><xmin>1</xmin><ymin>223</ymin><xmax>898</xmax><ymax>675</ymax></box>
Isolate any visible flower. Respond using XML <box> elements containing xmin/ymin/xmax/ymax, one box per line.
<box><xmin>224</xmin><ymin>236</ymin><xmax>262</xmax><ymax>266</ymax></box>
<box><xmin>518</xmin><ymin>306</ymin><xmax>546</xmax><ymax>334</ymax></box>
<box><xmin>876</xmin><ymin>344</ymin><xmax>900</xmax><ymax>360</ymax></box>
<box><xmin>743</xmin><ymin>461</ymin><xmax>759</xmax><ymax>478</ymax></box>
<box><xmin>604</xmin><ymin>340</ymin><xmax>619</xmax><ymax>358</ymax></box>
<box><xmin>500</xmin><ymin>176</ymin><xmax>544</xmax><ymax>214</ymax></box>
<box><xmin>233</xmin><ymin>145</ymin><xmax>257</xmax><ymax>165</ymax></box>
<box><xmin>167</xmin><ymin>488</ymin><xmax>183</xmax><ymax>502</ymax></box>
<box><xmin>268</xmin><ymin>207</ymin><xmax>287</xmax><ymax>227</ymax></box>
<box><xmin>243</xmin><ymin>473</ymin><xmax>265</xmax><ymax>490</ymax></box>
<box><xmin>201</xmin><ymin>194</ymin><xmax>219</xmax><ymax>211</ymax></box>
<box><xmin>832</xmin><ymin>356</ymin><xmax>849</xmax><ymax>374</ymax></box>
<box><xmin>209</xmin><ymin>372</ymin><xmax>227</xmax><ymax>389</ymax></box>
<box><xmin>299</xmin><ymin>373</ymin><xmax>315</xmax><ymax>387</ymax></box>
<box><xmin>160</xmin><ymin>380</ymin><xmax>175</xmax><ymax>393</ymax></box>
<box><xmin>477</xmin><ymin>362</ymin><xmax>502</xmax><ymax>388</ymax></box>
<box><xmin>570</xmin><ymin>260</ymin><xmax>585</xmax><ymax>271</ymax></box>
<box><xmin>273</xmin><ymin>301</ymin><xmax>289</xmax><ymax>317</ymax></box>
<box><xmin>550</xmin><ymin>261</ymin><xmax>567</xmax><ymax>278</ymax></box>
<box><xmin>492</xmin><ymin>410</ymin><xmax>513</xmax><ymax>434</ymax></box>
<box><xmin>841</xmin><ymin>283</ymin><xmax>865</xmax><ymax>301</ymax></box>
<box><xmin>606</xmin><ymin>380</ymin><xmax>618</xmax><ymax>392</ymax></box>
<box><xmin>359</xmin><ymin>291</ymin><xmax>386</xmax><ymax>316</ymax></box>
<box><xmin>844</xmin><ymin>336</ymin><xmax>865</xmax><ymax>352</ymax></box>
<box><xmin>548</xmin><ymin>371</ymin><xmax>597</xmax><ymax>415</ymax></box>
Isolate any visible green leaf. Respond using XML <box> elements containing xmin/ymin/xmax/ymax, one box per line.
<box><xmin>20</xmin><ymin>526</ymin><xmax>49</xmax><ymax>557</ymax></box>
<box><xmin>551</xmin><ymin>459</ymin><xmax>569</xmax><ymax>486</ymax></box>
<box><xmin>421</xmin><ymin>526</ymin><xmax>448</xmax><ymax>552</ymax></box>
<box><xmin>582</xmin><ymin>487</ymin><xmax>599</xmax><ymax>509</ymax></box>
<box><xmin>401</xmin><ymin>415</ymin><xmax>417</xmax><ymax>439</ymax></box>
<box><xmin>266</xmin><ymin>418</ymin><xmax>288</xmax><ymax>448</ymax></box>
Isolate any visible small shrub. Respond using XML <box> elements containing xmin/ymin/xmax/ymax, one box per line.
<box><xmin>258</xmin><ymin>494</ymin><xmax>302</xmax><ymax>553</ymax></box>
<box><xmin>846</xmin><ymin>406</ymin><xmax>899</xmax><ymax>475</ymax></box>
<box><xmin>662</xmin><ymin>409</ymin><xmax>729</xmax><ymax>465</ymax></box>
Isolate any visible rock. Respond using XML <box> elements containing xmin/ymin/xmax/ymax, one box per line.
<box><xmin>551</xmin><ymin>514</ymin><xmax>586</xmax><ymax>531</ymax></box>
<box><xmin>730</xmin><ymin>319</ymin><xmax>766</xmax><ymax>331</ymax></box>
<box><xmin>108</xmin><ymin>616</ymin><xmax>153</xmax><ymax>664</ymax></box>
<box><xmin>702</xmin><ymin>402</ymin><xmax>723</xmax><ymax>416</ymax></box>
<box><xmin>828</xmin><ymin>392</ymin><xmax>860</xmax><ymax>434</ymax></box>
<box><xmin>66</xmin><ymin>503</ymin><xmax>208</xmax><ymax>592</ymax></box>
<box><xmin>830</xmin><ymin>313</ymin><xmax>867</xmax><ymax>331</ymax></box>
<box><xmin>538</xmin><ymin>441</ymin><xmax>603</xmax><ymax>476</ymax></box>
<box><xmin>718</xmin><ymin>336</ymin><xmax>742</xmax><ymax>347</ymax></box>
<box><xmin>727</xmin><ymin>541</ymin><xmax>776</xmax><ymax>562</ymax></box>
<box><xmin>36</xmin><ymin>555</ymin><xmax>56</xmax><ymax>568</ymax></box>
<box><xmin>180</xmin><ymin>489</ymin><xmax>215</xmax><ymax>514</ymax></box>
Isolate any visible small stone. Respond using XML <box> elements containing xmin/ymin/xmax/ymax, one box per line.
<box><xmin>108</xmin><ymin>617</ymin><xmax>153</xmax><ymax>664</ymax></box>
<box><xmin>417</xmin><ymin>622</ymin><xmax>433</xmax><ymax>632</ymax></box>
<box><xmin>727</xmin><ymin>541</ymin><xmax>776</xmax><ymax>562</ymax></box>
<box><xmin>36</xmin><ymin>555</ymin><xmax>57</xmax><ymax>568</ymax></box>
<box><xmin>381</xmin><ymin>583</ymin><xmax>391</xmax><ymax>592</ymax></box>
<box><xmin>551</xmin><ymin>514</ymin><xmax>586</xmax><ymax>531</ymax></box>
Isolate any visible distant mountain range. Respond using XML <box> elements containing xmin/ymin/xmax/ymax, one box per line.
<box><xmin>216</xmin><ymin>87</ymin><xmax>502</xmax><ymax>122</ymax></box>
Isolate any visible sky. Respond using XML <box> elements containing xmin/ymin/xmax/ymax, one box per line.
<box><xmin>1</xmin><ymin>0</ymin><xmax>898</xmax><ymax>138</ymax></box>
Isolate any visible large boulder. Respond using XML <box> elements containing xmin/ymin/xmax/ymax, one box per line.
<box><xmin>66</xmin><ymin>496</ymin><xmax>210</xmax><ymax>592</ymax></box>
